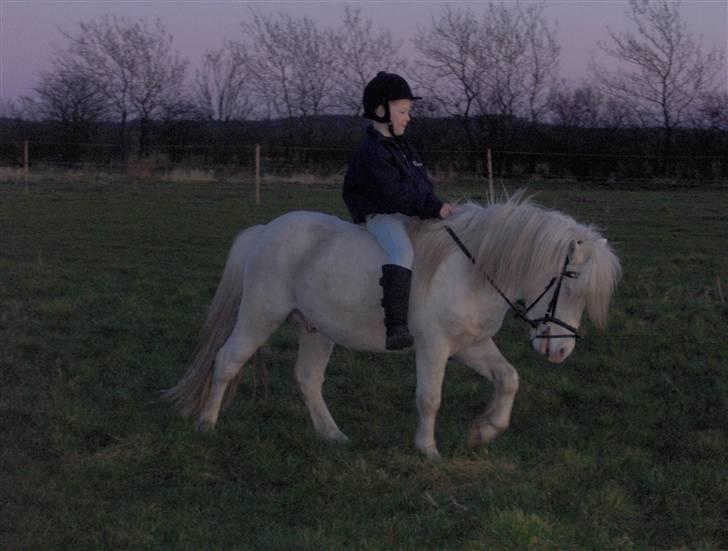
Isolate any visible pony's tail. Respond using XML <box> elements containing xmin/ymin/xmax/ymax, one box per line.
<box><xmin>162</xmin><ymin>225</ymin><xmax>264</xmax><ymax>419</ymax></box>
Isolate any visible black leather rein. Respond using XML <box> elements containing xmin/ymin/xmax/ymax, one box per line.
<box><xmin>445</xmin><ymin>227</ymin><xmax>581</xmax><ymax>339</ymax></box>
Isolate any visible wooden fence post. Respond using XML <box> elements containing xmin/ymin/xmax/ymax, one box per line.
<box><xmin>255</xmin><ymin>144</ymin><xmax>261</xmax><ymax>206</ymax></box>
<box><xmin>24</xmin><ymin>140</ymin><xmax>29</xmax><ymax>193</ymax></box>
<box><xmin>487</xmin><ymin>147</ymin><xmax>494</xmax><ymax>203</ymax></box>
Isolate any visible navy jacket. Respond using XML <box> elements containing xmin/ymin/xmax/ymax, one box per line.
<box><xmin>343</xmin><ymin>125</ymin><xmax>444</xmax><ymax>224</ymax></box>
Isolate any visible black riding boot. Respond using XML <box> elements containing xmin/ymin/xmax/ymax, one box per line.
<box><xmin>380</xmin><ymin>264</ymin><xmax>414</xmax><ymax>350</ymax></box>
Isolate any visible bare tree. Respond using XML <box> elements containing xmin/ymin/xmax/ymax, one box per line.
<box><xmin>599</xmin><ymin>97</ymin><xmax>638</xmax><ymax>130</ymax></box>
<box><xmin>10</xmin><ymin>47</ymin><xmax>107</xmax><ymax>162</ymax></box>
<box><xmin>126</xmin><ymin>19</ymin><xmax>188</xmax><ymax>156</ymax></box>
<box><xmin>591</xmin><ymin>0</ymin><xmax>724</xmax><ymax>165</ymax></box>
<box><xmin>0</xmin><ymin>98</ymin><xmax>21</xmax><ymax>119</ymax></box>
<box><xmin>479</xmin><ymin>2</ymin><xmax>560</xmax><ymax>123</ymax></box>
<box><xmin>332</xmin><ymin>6</ymin><xmax>407</xmax><ymax>115</ymax></box>
<box><xmin>413</xmin><ymin>5</ymin><xmax>489</xmax><ymax>170</ymax></box>
<box><xmin>243</xmin><ymin>10</ymin><xmax>337</xmax><ymax>118</ymax></box>
<box><xmin>27</xmin><ymin>62</ymin><xmax>107</xmax><ymax>138</ymax></box>
<box><xmin>412</xmin><ymin>3</ymin><xmax>559</xmax><ymax>174</ymax></box>
<box><xmin>549</xmin><ymin>83</ymin><xmax>604</xmax><ymax>128</ymax></box>
<box><xmin>520</xmin><ymin>4</ymin><xmax>561</xmax><ymax>124</ymax></box>
<box><xmin>695</xmin><ymin>92</ymin><xmax>728</xmax><ymax>131</ymax></box>
<box><xmin>61</xmin><ymin>16</ymin><xmax>134</xmax><ymax>160</ymax></box>
<box><xmin>475</xmin><ymin>2</ymin><xmax>560</xmax><ymax>174</ymax></box>
<box><xmin>60</xmin><ymin>15</ymin><xmax>188</xmax><ymax>158</ymax></box>
<box><xmin>31</xmin><ymin>71</ymin><xmax>105</xmax><ymax>125</ymax></box>
<box><xmin>195</xmin><ymin>41</ymin><xmax>255</xmax><ymax>121</ymax></box>
<box><xmin>241</xmin><ymin>10</ymin><xmax>339</xmax><ymax>152</ymax></box>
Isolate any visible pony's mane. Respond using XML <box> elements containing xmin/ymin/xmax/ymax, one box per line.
<box><xmin>411</xmin><ymin>193</ymin><xmax>621</xmax><ymax>327</ymax></box>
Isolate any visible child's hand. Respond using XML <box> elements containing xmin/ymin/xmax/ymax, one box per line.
<box><xmin>439</xmin><ymin>203</ymin><xmax>455</xmax><ymax>219</ymax></box>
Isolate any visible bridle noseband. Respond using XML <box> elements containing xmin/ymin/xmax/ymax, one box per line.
<box><xmin>445</xmin><ymin>227</ymin><xmax>581</xmax><ymax>340</ymax></box>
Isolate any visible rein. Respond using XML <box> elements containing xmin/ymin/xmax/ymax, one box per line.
<box><xmin>445</xmin><ymin>227</ymin><xmax>580</xmax><ymax>339</ymax></box>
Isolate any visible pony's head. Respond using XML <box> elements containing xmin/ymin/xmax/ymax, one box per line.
<box><xmin>412</xmin><ymin>193</ymin><xmax>621</xmax><ymax>364</ymax></box>
<box><xmin>524</xmin><ymin>236</ymin><xmax>621</xmax><ymax>364</ymax></box>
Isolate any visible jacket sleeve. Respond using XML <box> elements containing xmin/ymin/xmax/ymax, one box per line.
<box><xmin>420</xmin><ymin>185</ymin><xmax>445</xmax><ymax>219</ymax></box>
<box><xmin>368</xmin><ymin>147</ymin><xmax>444</xmax><ymax>219</ymax></box>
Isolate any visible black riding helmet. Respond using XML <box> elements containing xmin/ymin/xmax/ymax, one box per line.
<box><xmin>363</xmin><ymin>71</ymin><xmax>421</xmax><ymax>123</ymax></box>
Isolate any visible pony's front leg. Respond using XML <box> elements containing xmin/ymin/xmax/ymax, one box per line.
<box><xmin>456</xmin><ymin>338</ymin><xmax>519</xmax><ymax>448</ymax></box>
<box><xmin>414</xmin><ymin>342</ymin><xmax>451</xmax><ymax>460</ymax></box>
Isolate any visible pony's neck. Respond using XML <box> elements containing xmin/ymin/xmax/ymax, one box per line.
<box><xmin>412</xmin><ymin>200</ymin><xmax>582</xmax><ymax>299</ymax></box>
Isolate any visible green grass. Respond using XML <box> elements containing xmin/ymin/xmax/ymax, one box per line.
<box><xmin>1</xmin><ymin>176</ymin><xmax>727</xmax><ymax>549</ymax></box>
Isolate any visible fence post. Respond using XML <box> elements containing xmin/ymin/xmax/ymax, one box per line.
<box><xmin>255</xmin><ymin>144</ymin><xmax>261</xmax><ymax>206</ymax></box>
<box><xmin>487</xmin><ymin>147</ymin><xmax>494</xmax><ymax>202</ymax></box>
<box><xmin>24</xmin><ymin>140</ymin><xmax>29</xmax><ymax>193</ymax></box>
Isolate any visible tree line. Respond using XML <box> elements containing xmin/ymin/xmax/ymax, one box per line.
<box><xmin>1</xmin><ymin>1</ymin><xmax>726</xmax><ymax>180</ymax></box>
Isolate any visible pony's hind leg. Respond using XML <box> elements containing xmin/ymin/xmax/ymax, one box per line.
<box><xmin>294</xmin><ymin>331</ymin><xmax>348</xmax><ymax>443</ymax></box>
<box><xmin>197</xmin><ymin>319</ymin><xmax>278</xmax><ymax>430</ymax></box>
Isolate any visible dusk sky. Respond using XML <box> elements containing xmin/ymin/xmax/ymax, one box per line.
<box><xmin>1</xmin><ymin>0</ymin><xmax>726</xmax><ymax>101</ymax></box>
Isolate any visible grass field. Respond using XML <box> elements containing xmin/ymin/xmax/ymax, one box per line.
<box><xmin>1</xmin><ymin>175</ymin><xmax>727</xmax><ymax>549</ymax></box>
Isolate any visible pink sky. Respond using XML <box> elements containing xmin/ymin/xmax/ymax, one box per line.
<box><xmin>1</xmin><ymin>0</ymin><xmax>726</xmax><ymax>101</ymax></box>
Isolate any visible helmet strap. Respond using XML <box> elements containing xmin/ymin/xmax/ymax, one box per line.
<box><xmin>368</xmin><ymin>101</ymin><xmax>390</xmax><ymax>124</ymax></box>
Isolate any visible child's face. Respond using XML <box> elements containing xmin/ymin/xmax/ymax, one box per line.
<box><xmin>385</xmin><ymin>99</ymin><xmax>412</xmax><ymax>136</ymax></box>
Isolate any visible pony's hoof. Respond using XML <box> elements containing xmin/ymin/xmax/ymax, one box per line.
<box><xmin>427</xmin><ymin>449</ymin><xmax>442</xmax><ymax>461</ymax></box>
<box><xmin>417</xmin><ymin>446</ymin><xmax>441</xmax><ymax>461</ymax></box>
<box><xmin>326</xmin><ymin>431</ymin><xmax>350</xmax><ymax>444</ymax></box>
<box><xmin>195</xmin><ymin>418</ymin><xmax>216</xmax><ymax>432</ymax></box>
<box><xmin>467</xmin><ymin>423</ymin><xmax>499</xmax><ymax>448</ymax></box>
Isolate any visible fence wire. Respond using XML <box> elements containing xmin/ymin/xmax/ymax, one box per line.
<box><xmin>1</xmin><ymin>140</ymin><xmax>727</xmax><ymax>183</ymax></box>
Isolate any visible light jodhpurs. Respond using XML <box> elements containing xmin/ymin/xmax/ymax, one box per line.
<box><xmin>365</xmin><ymin>213</ymin><xmax>414</xmax><ymax>269</ymax></box>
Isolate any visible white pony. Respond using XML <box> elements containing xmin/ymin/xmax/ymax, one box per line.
<box><xmin>164</xmin><ymin>195</ymin><xmax>621</xmax><ymax>459</ymax></box>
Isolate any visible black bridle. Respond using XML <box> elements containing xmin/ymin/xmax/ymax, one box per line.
<box><xmin>445</xmin><ymin>227</ymin><xmax>581</xmax><ymax>340</ymax></box>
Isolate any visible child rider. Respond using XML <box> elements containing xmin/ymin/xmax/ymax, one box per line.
<box><xmin>343</xmin><ymin>71</ymin><xmax>454</xmax><ymax>350</ymax></box>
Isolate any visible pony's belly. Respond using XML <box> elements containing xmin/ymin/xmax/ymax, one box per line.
<box><xmin>293</xmin><ymin>233</ymin><xmax>389</xmax><ymax>351</ymax></box>
<box><xmin>320</xmin><ymin>322</ymin><xmax>387</xmax><ymax>352</ymax></box>
<box><xmin>297</xmin><ymin>296</ymin><xmax>388</xmax><ymax>352</ymax></box>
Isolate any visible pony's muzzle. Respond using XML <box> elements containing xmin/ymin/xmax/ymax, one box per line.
<box><xmin>548</xmin><ymin>344</ymin><xmax>572</xmax><ymax>364</ymax></box>
<box><xmin>530</xmin><ymin>325</ymin><xmax>575</xmax><ymax>363</ymax></box>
